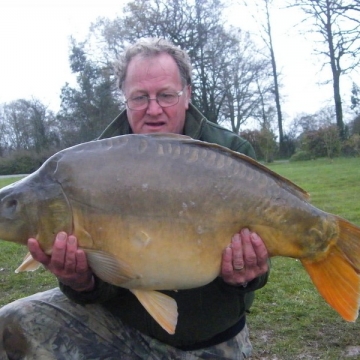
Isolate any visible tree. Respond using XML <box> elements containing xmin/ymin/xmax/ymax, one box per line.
<box><xmin>290</xmin><ymin>0</ymin><xmax>360</xmax><ymax>139</ymax></box>
<box><xmin>349</xmin><ymin>114</ymin><xmax>360</xmax><ymax>134</ymax></box>
<box><xmin>240</xmin><ymin>128</ymin><xmax>277</xmax><ymax>161</ymax></box>
<box><xmin>1</xmin><ymin>99</ymin><xmax>58</xmax><ymax>153</ymax></box>
<box><xmin>0</xmin><ymin>106</ymin><xmax>9</xmax><ymax>156</ymax></box>
<box><xmin>221</xmin><ymin>31</ymin><xmax>273</xmax><ymax>132</ymax></box>
<box><xmin>57</xmin><ymin>42</ymin><xmax>120</xmax><ymax>146</ymax></box>
<box><xmin>351</xmin><ymin>82</ymin><xmax>360</xmax><ymax>114</ymax></box>
<box><xmin>322</xmin><ymin>124</ymin><xmax>341</xmax><ymax>158</ymax></box>
<box><xmin>295</xmin><ymin>106</ymin><xmax>342</xmax><ymax>158</ymax></box>
<box><xmin>242</xmin><ymin>0</ymin><xmax>285</xmax><ymax>154</ymax></box>
<box><xmin>85</xmin><ymin>0</ymin><xmax>273</xmax><ymax>129</ymax></box>
<box><xmin>290</xmin><ymin>113</ymin><xmax>319</xmax><ymax>136</ymax></box>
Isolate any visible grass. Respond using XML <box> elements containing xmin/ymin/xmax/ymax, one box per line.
<box><xmin>1</xmin><ymin>158</ymin><xmax>360</xmax><ymax>359</ymax></box>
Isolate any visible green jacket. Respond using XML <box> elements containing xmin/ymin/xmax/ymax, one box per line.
<box><xmin>60</xmin><ymin>104</ymin><xmax>268</xmax><ymax>349</ymax></box>
<box><xmin>98</xmin><ymin>103</ymin><xmax>256</xmax><ymax>157</ymax></box>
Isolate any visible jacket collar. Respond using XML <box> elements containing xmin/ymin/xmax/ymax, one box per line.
<box><xmin>99</xmin><ymin>103</ymin><xmax>207</xmax><ymax>140</ymax></box>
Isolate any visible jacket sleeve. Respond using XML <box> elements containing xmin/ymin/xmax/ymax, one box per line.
<box><xmin>59</xmin><ymin>275</ymin><xmax>126</xmax><ymax>304</ymax></box>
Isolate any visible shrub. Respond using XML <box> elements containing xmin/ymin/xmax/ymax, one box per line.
<box><xmin>289</xmin><ymin>150</ymin><xmax>312</xmax><ymax>162</ymax></box>
<box><xmin>240</xmin><ymin>129</ymin><xmax>278</xmax><ymax>162</ymax></box>
<box><xmin>299</xmin><ymin>125</ymin><xmax>341</xmax><ymax>159</ymax></box>
<box><xmin>0</xmin><ymin>149</ymin><xmax>56</xmax><ymax>175</ymax></box>
<box><xmin>342</xmin><ymin>134</ymin><xmax>360</xmax><ymax>157</ymax></box>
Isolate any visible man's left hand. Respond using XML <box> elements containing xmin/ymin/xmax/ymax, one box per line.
<box><xmin>221</xmin><ymin>228</ymin><xmax>269</xmax><ymax>286</ymax></box>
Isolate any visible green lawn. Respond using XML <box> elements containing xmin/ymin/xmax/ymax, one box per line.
<box><xmin>1</xmin><ymin>157</ymin><xmax>360</xmax><ymax>359</ymax></box>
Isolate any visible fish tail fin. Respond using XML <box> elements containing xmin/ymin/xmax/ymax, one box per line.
<box><xmin>301</xmin><ymin>217</ymin><xmax>360</xmax><ymax>322</ymax></box>
<box><xmin>130</xmin><ymin>289</ymin><xmax>178</xmax><ymax>334</ymax></box>
<box><xmin>336</xmin><ymin>217</ymin><xmax>360</xmax><ymax>272</ymax></box>
<box><xmin>15</xmin><ymin>252</ymin><xmax>41</xmax><ymax>273</ymax></box>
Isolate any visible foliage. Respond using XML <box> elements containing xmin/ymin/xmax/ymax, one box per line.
<box><xmin>0</xmin><ymin>99</ymin><xmax>60</xmax><ymax>154</ymax></box>
<box><xmin>342</xmin><ymin>133</ymin><xmax>360</xmax><ymax>157</ymax></box>
<box><xmin>0</xmin><ymin>149</ymin><xmax>55</xmax><ymax>175</ymax></box>
<box><xmin>289</xmin><ymin>106</ymin><xmax>344</xmax><ymax>159</ymax></box>
<box><xmin>351</xmin><ymin>82</ymin><xmax>360</xmax><ymax>114</ymax></box>
<box><xmin>57</xmin><ymin>41</ymin><xmax>121</xmax><ymax>147</ymax></box>
<box><xmin>258</xmin><ymin>127</ymin><xmax>278</xmax><ymax>162</ymax></box>
<box><xmin>240</xmin><ymin>128</ymin><xmax>278</xmax><ymax>162</ymax></box>
<box><xmin>289</xmin><ymin>150</ymin><xmax>312</xmax><ymax>162</ymax></box>
<box><xmin>348</xmin><ymin>113</ymin><xmax>360</xmax><ymax>135</ymax></box>
<box><xmin>279</xmin><ymin>133</ymin><xmax>297</xmax><ymax>159</ymax></box>
<box><xmin>299</xmin><ymin>125</ymin><xmax>341</xmax><ymax>159</ymax></box>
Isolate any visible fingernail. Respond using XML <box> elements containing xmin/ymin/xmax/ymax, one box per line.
<box><xmin>68</xmin><ymin>236</ymin><xmax>75</xmax><ymax>245</ymax></box>
<box><xmin>224</xmin><ymin>246</ymin><xmax>232</xmax><ymax>255</ymax></box>
<box><xmin>250</xmin><ymin>233</ymin><xmax>258</xmax><ymax>241</ymax></box>
<box><xmin>57</xmin><ymin>232</ymin><xmax>66</xmax><ymax>241</ymax></box>
<box><xmin>232</xmin><ymin>234</ymin><xmax>240</xmax><ymax>243</ymax></box>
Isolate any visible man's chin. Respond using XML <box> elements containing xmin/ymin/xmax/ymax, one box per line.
<box><xmin>142</xmin><ymin>124</ymin><xmax>168</xmax><ymax>133</ymax></box>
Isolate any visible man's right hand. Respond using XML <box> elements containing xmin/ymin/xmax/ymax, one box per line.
<box><xmin>28</xmin><ymin>232</ymin><xmax>95</xmax><ymax>292</ymax></box>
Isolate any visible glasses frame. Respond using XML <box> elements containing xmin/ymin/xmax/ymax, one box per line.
<box><xmin>125</xmin><ymin>88</ymin><xmax>186</xmax><ymax>111</ymax></box>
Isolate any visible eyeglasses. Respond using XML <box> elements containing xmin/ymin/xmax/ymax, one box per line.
<box><xmin>125</xmin><ymin>89</ymin><xmax>185</xmax><ymax>110</ymax></box>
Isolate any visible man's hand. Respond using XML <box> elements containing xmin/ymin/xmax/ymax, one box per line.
<box><xmin>221</xmin><ymin>228</ymin><xmax>269</xmax><ymax>286</ymax></box>
<box><xmin>28</xmin><ymin>232</ymin><xmax>95</xmax><ymax>292</ymax></box>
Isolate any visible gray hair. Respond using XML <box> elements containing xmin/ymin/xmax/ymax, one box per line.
<box><xmin>114</xmin><ymin>38</ymin><xmax>192</xmax><ymax>92</ymax></box>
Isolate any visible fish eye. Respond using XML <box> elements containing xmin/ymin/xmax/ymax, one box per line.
<box><xmin>5</xmin><ymin>199</ymin><xmax>18</xmax><ymax>209</ymax></box>
<box><xmin>1</xmin><ymin>198</ymin><xmax>19</xmax><ymax>219</ymax></box>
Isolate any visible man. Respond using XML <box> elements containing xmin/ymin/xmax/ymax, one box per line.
<box><xmin>0</xmin><ymin>38</ymin><xmax>269</xmax><ymax>359</ymax></box>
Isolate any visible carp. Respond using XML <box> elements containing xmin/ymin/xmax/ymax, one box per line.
<box><xmin>0</xmin><ymin>133</ymin><xmax>359</xmax><ymax>334</ymax></box>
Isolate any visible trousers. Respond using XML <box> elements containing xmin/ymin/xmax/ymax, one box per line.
<box><xmin>0</xmin><ymin>288</ymin><xmax>253</xmax><ymax>360</ymax></box>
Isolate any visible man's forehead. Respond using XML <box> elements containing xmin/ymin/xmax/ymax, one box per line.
<box><xmin>125</xmin><ymin>53</ymin><xmax>182</xmax><ymax>90</ymax></box>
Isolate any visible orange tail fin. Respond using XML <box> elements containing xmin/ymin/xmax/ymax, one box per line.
<box><xmin>301</xmin><ymin>217</ymin><xmax>360</xmax><ymax>322</ymax></box>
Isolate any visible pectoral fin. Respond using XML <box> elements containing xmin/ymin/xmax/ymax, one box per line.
<box><xmin>130</xmin><ymin>289</ymin><xmax>178</xmax><ymax>335</ymax></box>
<box><xmin>15</xmin><ymin>252</ymin><xmax>41</xmax><ymax>273</ymax></box>
<box><xmin>84</xmin><ymin>249</ymin><xmax>138</xmax><ymax>286</ymax></box>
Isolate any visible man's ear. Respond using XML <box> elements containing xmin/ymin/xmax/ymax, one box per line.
<box><xmin>185</xmin><ymin>85</ymin><xmax>191</xmax><ymax>109</ymax></box>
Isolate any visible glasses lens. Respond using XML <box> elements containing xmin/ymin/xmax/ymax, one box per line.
<box><xmin>128</xmin><ymin>95</ymin><xmax>148</xmax><ymax>110</ymax></box>
<box><xmin>157</xmin><ymin>93</ymin><xmax>179</xmax><ymax>107</ymax></box>
<box><xmin>127</xmin><ymin>91</ymin><xmax>182</xmax><ymax>110</ymax></box>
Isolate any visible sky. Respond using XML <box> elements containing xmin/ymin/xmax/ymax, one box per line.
<box><xmin>0</xmin><ymin>0</ymin><xmax>359</xmax><ymax>129</ymax></box>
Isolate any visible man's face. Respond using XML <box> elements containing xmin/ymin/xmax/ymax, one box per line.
<box><xmin>123</xmin><ymin>53</ymin><xmax>191</xmax><ymax>134</ymax></box>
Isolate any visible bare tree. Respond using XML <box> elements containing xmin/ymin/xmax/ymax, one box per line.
<box><xmin>1</xmin><ymin>99</ymin><xmax>58</xmax><ymax>152</ymax></box>
<box><xmin>242</xmin><ymin>0</ymin><xmax>285</xmax><ymax>154</ymax></box>
<box><xmin>289</xmin><ymin>0</ymin><xmax>360</xmax><ymax>138</ymax></box>
<box><xmin>221</xmin><ymin>31</ymin><xmax>273</xmax><ymax>132</ymax></box>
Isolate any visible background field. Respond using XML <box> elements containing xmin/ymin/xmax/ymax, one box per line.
<box><xmin>1</xmin><ymin>157</ymin><xmax>360</xmax><ymax>359</ymax></box>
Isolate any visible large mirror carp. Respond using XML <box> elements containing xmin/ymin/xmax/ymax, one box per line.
<box><xmin>0</xmin><ymin>133</ymin><xmax>359</xmax><ymax>334</ymax></box>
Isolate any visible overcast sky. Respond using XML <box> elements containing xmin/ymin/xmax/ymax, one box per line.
<box><xmin>0</xmin><ymin>0</ymin><xmax>358</xmax><ymax>128</ymax></box>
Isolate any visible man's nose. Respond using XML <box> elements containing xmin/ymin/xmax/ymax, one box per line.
<box><xmin>146</xmin><ymin>98</ymin><xmax>163</xmax><ymax>116</ymax></box>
